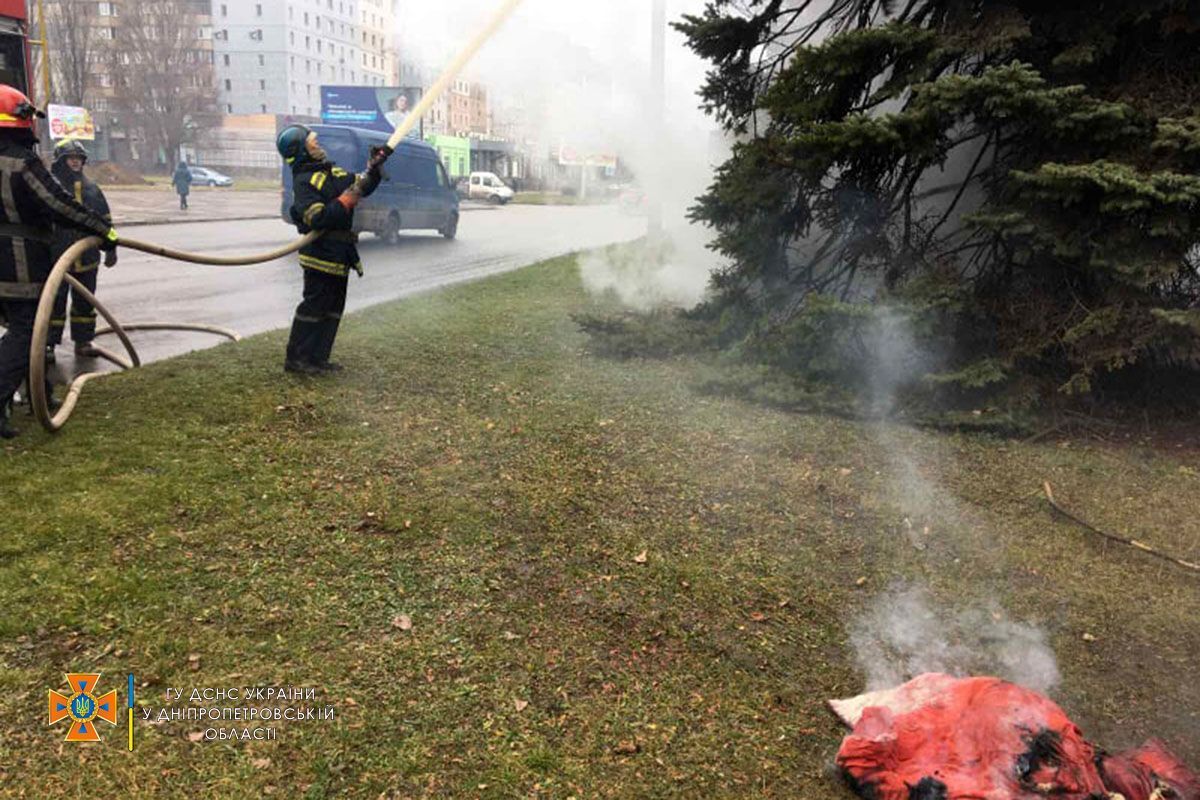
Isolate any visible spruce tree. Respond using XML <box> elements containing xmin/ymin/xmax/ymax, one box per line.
<box><xmin>678</xmin><ymin>1</ymin><xmax>1200</xmax><ymax>403</ymax></box>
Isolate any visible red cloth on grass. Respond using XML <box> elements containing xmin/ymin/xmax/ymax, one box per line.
<box><xmin>835</xmin><ymin>673</ymin><xmax>1196</xmax><ymax>800</ymax></box>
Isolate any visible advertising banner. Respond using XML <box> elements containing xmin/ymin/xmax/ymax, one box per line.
<box><xmin>557</xmin><ymin>143</ymin><xmax>618</xmax><ymax>170</ymax></box>
<box><xmin>320</xmin><ymin>86</ymin><xmax>424</xmax><ymax>138</ymax></box>
<box><xmin>47</xmin><ymin>104</ymin><xmax>95</xmax><ymax>141</ymax></box>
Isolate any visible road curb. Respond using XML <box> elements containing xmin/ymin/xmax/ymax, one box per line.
<box><xmin>119</xmin><ymin>207</ymin><xmax>496</xmax><ymax>227</ymax></box>
<box><xmin>118</xmin><ymin>214</ymin><xmax>282</xmax><ymax>228</ymax></box>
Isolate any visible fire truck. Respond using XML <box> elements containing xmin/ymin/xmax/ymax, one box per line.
<box><xmin>0</xmin><ymin>0</ymin><xmax>28</xmax><ymax>96</ymax></box>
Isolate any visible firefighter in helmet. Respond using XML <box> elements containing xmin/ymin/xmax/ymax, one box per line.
<box><xmin>276</xmin><ymin>124</ymin><xmax>390</xmax><ymax>374</ymax></box>
<box><xmin>0</xmin><ymin>85</ymin><xmax>118</xmax><ymax>438</ymax></box>
<box><xmin>47</xmin><ymin>138</ymin><xmax>117</xmax><ymax>362</ymax></box>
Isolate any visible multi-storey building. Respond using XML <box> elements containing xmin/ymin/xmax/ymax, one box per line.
<box><xmin>211</xmin><ymin>0</ymin><xmax>396</xmax><ymax>117</ymax></box>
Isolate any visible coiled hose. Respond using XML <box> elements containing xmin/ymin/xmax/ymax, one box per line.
<box><xmin>29</xmin><ymin>231</ymin><xmax>318</xmax><ymax>432</ymax></box>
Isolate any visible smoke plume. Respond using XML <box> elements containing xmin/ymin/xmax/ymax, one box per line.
<box><xmin>850</xmin><ymin>584</ymin><xmax>1061</xmax><ymax>694</ymax></box>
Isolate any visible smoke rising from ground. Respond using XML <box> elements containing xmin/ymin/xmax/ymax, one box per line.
<box><xmin>850</xmin><ymin>584</ymin><xmax>1062</xmax><ymax>694</ymax></box>
<box><xmin>397</xmin><ymin>0</ymin><xmax>725</xmax><ymax>309</ymax></box>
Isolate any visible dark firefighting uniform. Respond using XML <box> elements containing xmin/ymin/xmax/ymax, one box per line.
<box><xmin>0</xmin><ymin>137</ymin><xmax>112</xmax><ymax>407</ymax></box>
<box><xmin>286</xmin><ymin>159</ymin><xmax>381</xmax><ymax>366</ymax></box>
<box><xmin>48</xmin><ymin>160</ymin><xmax>112</xmax><ymax>347</ymax></box>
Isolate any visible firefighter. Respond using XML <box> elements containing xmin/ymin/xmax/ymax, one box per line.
<box><xmin>47</xmin><ymin>138</ymin><xmax>116</xmax><ymax>361</ymax></box>
<box><xmin>275</xmin><ymin>124</ymin><xmax>390</xmax><ymax>375</ymax></box>
<box><xmin>0</xmin><ymin>85</ymin><xmax>117</xmax><ymax>439</ymax></box>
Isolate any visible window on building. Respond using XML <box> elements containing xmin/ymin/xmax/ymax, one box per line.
<box><xmin>97</xmin><ymin>27</ymin><xmax>113</xmax><ymax>40</ymax></box>
<box><xmin>98</xmin><ymin>2</ymin><xmax>116</xmax><ymax>15</ymax></box>
<box><xmin>261</xmin><ymin>104</ymin><xmax>267</xmax><ymax>113</ymax></box>
<box><xmin>256</xmin><ymin>3</ymin><xmax>262</xmax><ymax>16</ymax></box>
<box><xmin>258</xmin><ymin>54</ymin><xmax>265</xmax><ymax>66</ymax></box>
<box><xmin>290</xmin><ymin>32</ymin><xmax>295</xmax><ymax>44</ymax></box>
<box><xmin>227</xmin><ymin>103</ymin><xmax>233</xmax><ymax>113</ymax></box>
<box><xmin>223</xmin><ymin>54</ymin><xmax>230</xmax><ymax>66</ymax></box>
<box><xmin>224</xmin><ymin>79</ymin><xmax>232</xmax><ymax>91</ymax></box>
<box><xmin>219</xmin><ymin>4</ymin><xmax>226</xmax><ymax>16</ymax></box>
<box><xmin>259</xmin><ymin>79</ymin><xmax>266</xmax><ymax>90</ymax></box>
<box><xmin>305</xmin><ymin>35</ymin><xmax>311</xmax><ymax>49</ymax></box>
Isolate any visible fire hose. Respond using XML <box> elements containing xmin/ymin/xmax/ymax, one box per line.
<box><xmin>23</xmin><ymin>0</ymin><xmax>524</xmax><ymax>433</ymax></box>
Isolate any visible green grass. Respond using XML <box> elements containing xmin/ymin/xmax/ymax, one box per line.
<box><xmin>511</xmin><ymin>192</ymin><xmax>599</xmax><ymax>206</ymax></box>
<box><xmin>1</xmin><ymin>253</ymin><xmax>1197</xmax><ymax>798</ymax></box>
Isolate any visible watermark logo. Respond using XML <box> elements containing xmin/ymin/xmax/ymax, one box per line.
<box><xmin>48</xmin><ymin>673</ymin><xmax>118</xmax><ymax>742</ymax></box>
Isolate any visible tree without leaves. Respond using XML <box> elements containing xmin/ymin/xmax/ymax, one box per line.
<box><xmin>678</xmin><ymin>0</ymin><xmax>1200</xmax><ymax>406</ymax></box>
<box><xmin>45</xmin><ymin>0</ymin><xmax>96</xmax><ymax>107</ymax></box>
<box><xmin>107</xmin><ymin>0</ymin><xmax>216</xmax><ymax>170</ymax></box>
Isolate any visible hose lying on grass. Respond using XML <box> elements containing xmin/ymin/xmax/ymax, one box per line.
<box><xmin>24</xmin><ymin>0</ymin><xmax>525</xmax><ymax>433</ymax></box>
<box><xmin>28</xmin><ymin>232</ymin><xmax>319</xmax><ymax>432</ymax></box>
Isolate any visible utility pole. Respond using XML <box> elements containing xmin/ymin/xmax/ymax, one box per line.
<box><xmin>648</xmin><ymin>0</ymin><xmax>666</xmax><ymax>240</ymax></box>
<box><xmin>29</xmin><ymin>0</ymin><xmax>52</xmax><ymax>109</ymax></box>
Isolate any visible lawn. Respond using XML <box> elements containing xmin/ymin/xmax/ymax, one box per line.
<box><xmin>0</xmin><ymin>252</ymin><xmax>1197</xmax><ymax>798</ymax></box>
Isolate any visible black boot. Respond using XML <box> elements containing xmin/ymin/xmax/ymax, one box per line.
<box><xmin>0</xmin><ymin>398</ymin><xmax>17</xmax><ymax>439</ymax></box>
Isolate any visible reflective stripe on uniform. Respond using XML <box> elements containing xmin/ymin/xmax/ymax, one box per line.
<box><xmin>331</xmin><ymin>167</ymin><xmax>348</xmax><ymax>178</ymax></box>
<box><xmin>71</xmin><ymin>314</ymin><xmax>96</xmax><ymax>323</ymax></box>
<box><xmin>302</xmin><ymin>203</ymin><xmax>325</xmax><ymax>226</ymax></box>
<box><xmin>298</xmin><ymin>254</ymin><xmax>351</xmax><ymax>276</ymax></box>
<box><xmin>310</xmin><ymin>172</ymin><xmax>327</xmax><ymax>191</ymax></box>
<box><xmin>294</xmin><ymin>313</ymin><xmax>322</xmax><ymax>323</ymax></box>
<box><xmin>0</xmin><ymin>171</ymin><xmax>29</xmax><ymax>284</ymax></box>
<box><xmin>0</xmin><ymin>282</ymin><xmax>42</xmax><ymax>299</ymax></box>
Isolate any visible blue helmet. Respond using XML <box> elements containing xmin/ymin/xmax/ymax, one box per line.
<box><xmin>276</xmin><ymin>124</ymin><xmax>312</xmax><ymax>164</ymax></box>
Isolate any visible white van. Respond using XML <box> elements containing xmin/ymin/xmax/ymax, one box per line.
<box><xmin>467</xmin><ymin>172</ymin><xmax>514</xmax><ymax>205</ymax></box>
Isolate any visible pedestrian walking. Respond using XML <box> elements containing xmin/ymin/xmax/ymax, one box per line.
<box><xmin>46</xmin><ymin>139</ymin><xmax>116</xmax><ymax>363</ymax></box>
<box><xmin>172</xmin><ymin>160</ymin><xmax>191</xmax><ymax>210</ymax></box>
<box><xmin>0</xmin><ymin>85</ymin><xmax>118</xmax><ymax>438</ymax></box>
<box><xmin>275</xmin><ymin>124</ymin><xmax>389</xmax><ymax>375</ymax></box>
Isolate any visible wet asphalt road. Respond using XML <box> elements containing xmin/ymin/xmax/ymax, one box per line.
<box><xmin>47</xmin><ymin>204</ymin><xmax>644</xmax><ymax>374</ymax></box>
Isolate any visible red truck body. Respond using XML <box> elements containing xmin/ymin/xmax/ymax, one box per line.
<box><xmin>0</xmin><ymin>0</ymin><xmax>28</xmax><ymax>96</ymax></box>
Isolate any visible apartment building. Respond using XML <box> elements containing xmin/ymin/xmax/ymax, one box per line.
<box><xmin>211</xmin><ymin>0</ymin><xmax>396</xmax><ymax>117</ymax></box>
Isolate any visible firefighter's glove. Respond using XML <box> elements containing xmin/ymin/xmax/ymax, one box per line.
<box><xmin>368</xmin><ymin>145</ymin><xmax>393</xmax><ymax>173</ymax></box>
<box><xmin>352</xmin><ymin>263</ymin><xmax>364</xmax><ymax>278</ymax></box>
<box><xmin>104</xmin><ymin>249</ymin><xmax>118</xmax><ymax>268</ymax></box>
<box><xmin>99</xmin><ymin>228</ymin><xmax>119</xmax><ymax>253</ymax></box>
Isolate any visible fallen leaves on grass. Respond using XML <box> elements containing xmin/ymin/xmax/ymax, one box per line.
<box><xmin>633</xmin><ymin>550</ymin><xmax>648</xmax><ymax>564</ymax></box>
<box><xmin>392</xmin><ymin>614</ymin><xmax>413</xmax><ymax>631</ymax></box>
<box><xmin>514</xmin><ymin>699</ymin><xmax>529</xmax><ymax>712</ymax></box>
<box><xmin>613</xmin><ymin>740</ymin><xmax>641</xmax><ymax>755</ymax></box>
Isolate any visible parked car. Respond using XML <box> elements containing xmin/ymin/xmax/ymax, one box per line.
<box><xmin>189</xmin><ymin>167</ymin><xmax>234</xmax><ymax>187</ymax></box>
<box><xmin>466</xmin><ymin>171</ymin><xmax>514</xmax><ymax>205</ymax></box>
<box><xmin>280</xmin><ymin>125</ymin><xmax>461</xmax><ymax>242</ymax></box>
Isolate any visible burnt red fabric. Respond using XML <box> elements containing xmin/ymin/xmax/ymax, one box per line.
<box><xmin>837</xmin><ymin>674</ymin><xmax>1109</xmax><ymax>799</ymax></box>
<box><xmin>1099</xmin><ymin>739</ymin><xmax>1200</xmax><ymax>800</ymax></box>
<box><xmin>837</xmin><ymin>674</ymin><xmax>1199</xmax><ymax>800</ymax></box>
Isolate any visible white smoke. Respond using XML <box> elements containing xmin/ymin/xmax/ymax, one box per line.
<box><xmin>850</xmin><ymin>584</ymin><xmax>1061</xmax><ymax>694</ymax></box>
<box><xmin>396</xmin><ymin>0</ymin><xmax>726</xmax><ymax>309</ymax></box>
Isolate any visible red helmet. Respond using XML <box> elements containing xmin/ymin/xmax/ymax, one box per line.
<box><xmin>0</xmin><ymin>84</ymin><xmax>44</xmax><ymax>132</ymax></box>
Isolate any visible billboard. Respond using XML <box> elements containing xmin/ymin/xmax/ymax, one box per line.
<box><xmin>47</xmin><ymin>104</ymin><xmax>95</xmax><ymax>141</ymax></box>
<box><xmin>557</xmin><ymin>143</ymin><xmax>618</xmax><ymax>170</ymax></box>
<box><xmin>320</xmin><ymin>86</ymin><xmax>424</xmax><ymax>139</ymax></box>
